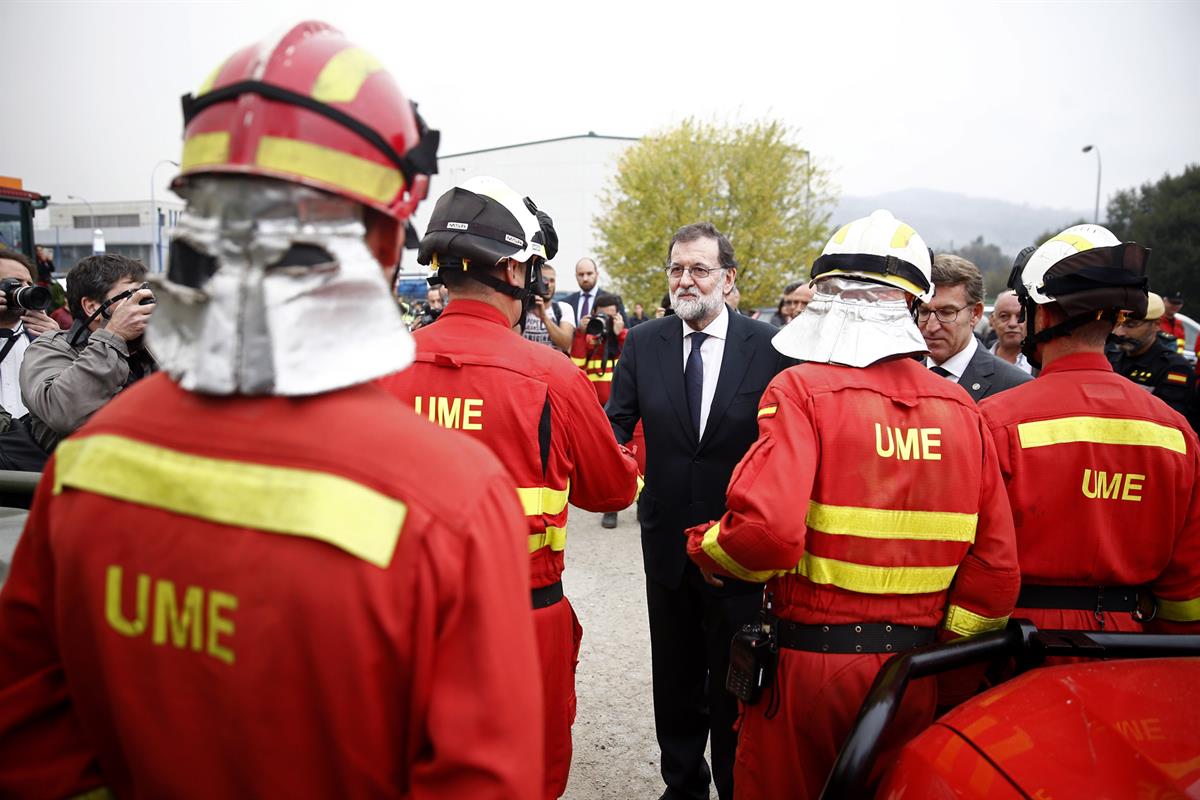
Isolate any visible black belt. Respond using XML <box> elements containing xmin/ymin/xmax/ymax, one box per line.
<box><xmin>771</xmin><ymin>619</ymin><xmax>936</xmax><ymax>654</ymax></box>
<box><xmin>1018</xmin><ymin>584</ymin><xmax>1152</xmax><ymax>617</ymax></box>
<box><xmin>531</xmin><ymin>581</ymin><xmax>564</xmax><ymax>610</ymax></box>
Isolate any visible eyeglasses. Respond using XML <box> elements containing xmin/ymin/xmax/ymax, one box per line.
<box><xmin>666</xmin><ymin>265</ymin><xmax>722</xmax><ymax>280</ymax></box>
<box><xmin>917</xmin><ymin>305</ymin><xmax>967</xmax><ymax>324</ymax></box>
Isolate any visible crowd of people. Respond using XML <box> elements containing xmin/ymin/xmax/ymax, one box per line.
<box><xmin>0</xmin><ymin>19</ymin><xmax>1196</xmax><ymax>800</ymax></box>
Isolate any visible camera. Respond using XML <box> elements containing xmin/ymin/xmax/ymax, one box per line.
<box><xmin>586</xmin><ymin>312</ymin><xmax>613</xmax><ymax>339</ymax></box>
<box><xmin>0</xmin><ymin>278</ymin><xmax>51</xmax><ymax>312</ymax></box>
<box><xmin>136</xmin><ymin>281</ymin><xmax>156</xmax><ymax>305</ymax></box>
<box><xmin>410</xmin><ymin>300</ymin><xmax>441</xmax><ymax>330</ymax></box>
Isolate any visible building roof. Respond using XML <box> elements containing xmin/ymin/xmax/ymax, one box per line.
<box><xmin>443</xmin><ymin>132</ymin><xmax>640</xmax><ymax>159</ymax></box>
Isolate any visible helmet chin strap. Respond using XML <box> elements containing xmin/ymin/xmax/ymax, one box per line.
<box><xmin>446</xmin><ymin>258</ymin><xmax>544</xmax><ymax>334</ymax></box>
<box><xmin>1019</xmin><ymin>300</ymin><xmax>1118</xmax><ymax>369</ymax></box>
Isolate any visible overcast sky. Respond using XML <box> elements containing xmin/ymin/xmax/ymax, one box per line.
<box><xmin>3</xmin><ymin>0</ymin><xmax>1197</xmax><ymax>215</ymax></box>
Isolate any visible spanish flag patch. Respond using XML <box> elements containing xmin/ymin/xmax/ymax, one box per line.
<box><xmin>1167</xmin><ymin>372</ymin><xmax>1188</xmax><ymax>384</ymax></box>
<box><xmin>757</xmin><ymin>405</ymin><xmax>779</xmax><ymax>419</ymax></box>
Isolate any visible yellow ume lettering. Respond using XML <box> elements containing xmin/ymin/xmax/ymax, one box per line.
<box><xmin>874</xmin><ymin>423</ymin><xmax>942</xmax><ymax>461</ymax></box>
<box><xmin>1081</xmin><ymin>468</ymin><xmax>1145</xmax><ymax>502</ymax></box>
<box><xmin>414</xmin><ymin>396</ymin><xmax>484</xmax><ymax>430</ymax></box>
<box><xmin>105</xmin><ymin>565</ymin><xmax>237</xmax><ymax>664</ymax></box>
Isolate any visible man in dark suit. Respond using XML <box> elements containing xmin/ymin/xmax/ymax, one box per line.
<box><xmin>564</xmin><ymin>256</ymin><xmax>627</xmax><ymax>326</ymax></box>
<box><xmin>606</xmin><ymin>222</ymin><xmax>791</xmax><ymax>800</ymax></box>
<box><xmin>920</xmin><ymin>254</ymin><xmax>1031</xmax><ymax>402</ymax></box>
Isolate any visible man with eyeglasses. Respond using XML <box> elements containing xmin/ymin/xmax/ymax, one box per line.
<box><xmin>607</xmin><ymin>221</ymin><xmax>790</xmax><ymax>800</ymax></box>
<box><xmin>1109</xmin><ymin>291</ymin><xmax>1199</xmax><ymax>431</ymax></box>
<box><xmin>919</xmin><ymin>254</ymin><xmax>1030</xmax><ymax>402</ymax></box>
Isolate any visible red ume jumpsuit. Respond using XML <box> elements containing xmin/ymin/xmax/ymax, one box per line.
<box><xmin>379</xmin><ymin>300</ymin><xmax>640</xmax><ymax>799</ymax></box>
<box><xmin>0</xmin><ymin>373</ymin><xmax>543</xmax><ymax>799</ymax></box>
<box><xmin>981</xmin><ymin>352</ymin><xmax>1200</xmax><ymax>634</ymax></box>
<box><xmin>687</xmin><ymin>358</ymin><xmax>1020</xmax><ymax>800</ymax></box>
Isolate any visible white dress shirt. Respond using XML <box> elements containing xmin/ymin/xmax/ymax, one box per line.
<box><xmin>0</xmin><ymin>323</ymin><xmax>30</xmax><ymax>417</ymax></box>
<box><xmin>926</xmin><ymin>334</ymin><xmax>977</xmax><ymax>381</ymax></box>
<box><xmin>682</xmin><ymin>306</ymin><xmax>729</xmax><ymax>439</ymax></box>
<box><xmin>990</xmin><ymin>341</ymin><xmax>1034</xmax><ymax>374</ymax></box>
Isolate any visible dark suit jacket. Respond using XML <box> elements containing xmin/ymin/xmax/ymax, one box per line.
<box><xmin>562</xmin><ymin>288</ymin><xmax>627</xmax><ymax>326</ymax></box>
<box><xmin>606</xmin><ymin>310</ymin><xmax>792</xmax><ymax>588</ymax></box>
<box><xmin>956</xmin><ymin>344</ymin><xmax>1032</xmax><ymax>402</ymax></box>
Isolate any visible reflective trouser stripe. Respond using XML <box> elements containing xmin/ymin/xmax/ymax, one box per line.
<box><xmin>55</xmin><ymin>434</ymin><xmax>406</xmax><ymax>568</ymax></box>
<box><xmin>793</xmin><ymin>553</ymin><xmax>959</xmax><ymax>595</ymax></box>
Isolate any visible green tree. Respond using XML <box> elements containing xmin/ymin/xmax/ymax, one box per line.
<box><xmin>1105</xmin><ymin>165</ymin><xmax>1200</xmax><ymax>300</ymax></box>
<box><xmin>949</xmin><ymin>236</ymin><xmax>1012</xmax><ymax>300</ymax></box>
<box><xmin>594</xmin><ymin>118</ymin><xmax>836</xmax><ymax>310</ymax></box>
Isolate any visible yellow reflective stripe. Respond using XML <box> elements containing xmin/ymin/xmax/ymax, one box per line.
<box><xmin>1157</xmin><ymin>596</ymin><xmax>1200</xmax><ymax>623</ymax></box>
<box><xmin>832</xmin><ymin>223</ymin><xmax>851</xmax><ymax>244</ymax></box>
<box><xmin>196</xmin><ymin>58</ymin><xmax>226</xmax><ymax>96</ymax></box>
<box><xmin>256</xmin><ymin>136</ymin><xmax>402</xmax><ymax>205</ymax></box>
<box><xmin>944</xmin><ymin>604</ymin><xmax>1009</xmax><ymax>637</ymax></box>
<box><xmin>758</xmin><ymin>405</ymin><xmax>778</xmax><ymax>418</ymax></box>
<box><xmin>890</xmin><ymin>223</ymin><xmax>916</xmax><ymax>249</ymax></box>
<box><xmin>181</xmin><ymin>132</ymin><xmax>231</xmax><ymax>170</ymax></box>
<box><xmin>588</xmin><ymin>372</ymin><xmax>614</xmax><ymax>383</ymax></box>
<box><xmin>585</xmin><ymin>359</ymin><xmax>614</xmax><ymax>369</ymax></box>
<box><xmin>806</xmin><ymin>501</ymin><xmax>977</xmax><ymax>543</ymax></box>
<box><xmin>1049</xmin><ymin>232</ymin><xmax>1094</xmax><ymax>252</ymax></box>
<box><xmin>1017</xmin><ymin>416</ymin><xmax>1186</xmax><ymax>454</ymax></box>
<box><xmin>794</xmin><ymin>552</ymin><xmax>959</xmax><ymax>595</ymax></box>
<box><xmin>635</xmin><ymin>474</ymin><xmax>644</xmax><ymax>501</ymax></box>
<box><xmin>54</xmin><ymin>435</ymin><xmax>406</xmax><ymax>568</ymax></box>
<box><xmin>700</xmin><ymin>522</ymin><xmax>784</xmax><ymax>583</ymax></box>
<box><xmin>528</xmin><ymin>525</ymin><xmax>567</xmax><ymax>553</ymax></box>
<box><xmin>68</xmin><ymin>789</ymin><xmax>114</xmax><ymax>800</ymax></box>
<box><xmin>516</xmin><ymin>484</ymin><xmax>569</xmax><ymax>517</ymax></box>
<box><xmin>311</xmin><ymin>47</ymin><xmax>383</xmax><ymax>103</ymax></box>
<box><xmin>570</xmin><ymin>357</ymin><xmax>586</xmax><ymax>366</ymax></box>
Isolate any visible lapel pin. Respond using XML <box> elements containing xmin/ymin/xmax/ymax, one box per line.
<box><xmin>972</xmin><ymin>383</ymin><xmax>981</xmax><ymax>391</ymax></box>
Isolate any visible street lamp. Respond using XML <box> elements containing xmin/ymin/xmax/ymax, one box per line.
<box><xmin>67</xmin><ymin>194</ymin><xmax>104</xmax><ymax>254</ymax></box>
<box><xmin>150</xmin><ymin>159</ymin><xmax>180</xmax><ymax>272</ymax></box>
<box><xmin>1081</xmin><ymin>144</ymin><xmax>1102</xmax><ymax>224</ymax></box>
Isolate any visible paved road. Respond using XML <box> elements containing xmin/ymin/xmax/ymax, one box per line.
<box><xmin>562</xmin><ymin>505</ymin><xmax>666</xmax><ymax>799</ymax></box>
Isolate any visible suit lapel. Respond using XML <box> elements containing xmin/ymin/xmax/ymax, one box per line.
<box><xmin>657</xmin><ymin>322</ymin><xmax>695</xmax><ymax>443</ymax></box>
<box><xmin>960</xmin><ymin>346</ymin><xmax>993</xmax><ymax>402</ymax></box>
<box><xmin>699</xmin><ymin>314</ymin><xmax>755</xmax><ymax>452</ymax></box>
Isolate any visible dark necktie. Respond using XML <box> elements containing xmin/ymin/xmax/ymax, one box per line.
<box><xmin>930</xmin><ymin>365</ymin><xmax>953</xmax><ymax>378</ymax></box>
<box><xmin>579</xmin><ymin>292</ymin><xmax>591</xmax><ymax>319</ymax></box>
<box><xmin>686</xmin><ymin>332</ymin><xmax>709</xmax><ymax>437</ymax></box>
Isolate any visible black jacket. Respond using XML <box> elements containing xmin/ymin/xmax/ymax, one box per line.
<box><xmin>956</xmin><ymin>343</ymin><xmax>1033</xmax><ymax>402</ymax></box>
<box><xmin>1109</xmin><ymin>332</ymin><xmax>1199</xmax><ymax>432</ymax></box>
<box><xmin>606</xmin><ymin>310</ymin><xmax>792</xmax><ymax>588</ymax></box>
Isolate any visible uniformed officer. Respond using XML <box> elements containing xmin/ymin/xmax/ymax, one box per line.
<box><xmin>0</xmin><ymin>22</ymin><xmax>546</xmax><ymax>799</ymax></box>
<box><xmin>982</xmin><ymin>225</ymin><xmax>1200</xmax><ymax>636</ymax></box>
<box><xmin>686</xmin><ymin>210</ymin><xmax>1020</xmax><ymax>800</ymax></box>
<box><xmin>1109</xmin><ymin>291</ymin><xmax>1199</xmax><ymax>431</ymax></box>
<box><xmin>378</xmin><ymin>177</ymin><xmax>640</xmax><ymax>800</ymax></box>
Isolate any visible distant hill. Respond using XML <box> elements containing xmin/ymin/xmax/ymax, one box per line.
<box><xmin>835</xmin><ymin>189</ymin><xmax>1089</xmax><ymax>258</ymax></box>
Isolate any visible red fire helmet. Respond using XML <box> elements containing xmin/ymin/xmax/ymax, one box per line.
<box><xmin>175</xmin><ymin>20</ymin><xmax>438</xmax><ymax>222</ymax></box>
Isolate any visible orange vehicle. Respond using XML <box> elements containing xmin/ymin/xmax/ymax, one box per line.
<box><xmin>820</xmin><ymin>620</ymin><xmax>1200</xmax><ymax>798</ymax></box>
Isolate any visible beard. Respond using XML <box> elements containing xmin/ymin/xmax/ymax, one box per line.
<box><xmin>672</xmin><ymin>285</ymin><xmax>725</xmax><ymax>322</ymax></box>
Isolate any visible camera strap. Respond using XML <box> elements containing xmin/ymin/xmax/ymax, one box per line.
<box><xmin>0</xmin><ymin>330</ymin><xmax>21</xmax><ymax>368</ymax></box>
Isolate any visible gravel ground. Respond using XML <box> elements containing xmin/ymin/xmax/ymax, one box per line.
<box><xmin>562</xmin><ymin>505</ymin><xmax>715</xmax><ymax>800</ymax></box>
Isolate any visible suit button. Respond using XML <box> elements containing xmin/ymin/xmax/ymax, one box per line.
<box><xmin>693</xmin><ymin>457</ymin><xmax>704</xmax><ymax>464</ymax></box>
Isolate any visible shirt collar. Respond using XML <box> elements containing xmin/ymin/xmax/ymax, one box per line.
<box><xmin>989</xmin><ymin>341</ymin><xmax>1029</xmax><ymax>370</ymax></box>
<box><xmin>927</xmin><ymin>334</ymin><xmax>977</xmax><ymax>379</ymax></box>
<box><xmin>441</xmin><ymin>298</ymin><xmax>515</xmax><ymax>329</ymax></box>
<box><xmin>1040</xmin><ymin>351</ymin><xmax>1114</xmax><ymax>376</ymax></box>
<box><xmin>681</xmin><ymin>304</ymin><xmax>730</xmax><ymax>341</ymax></box>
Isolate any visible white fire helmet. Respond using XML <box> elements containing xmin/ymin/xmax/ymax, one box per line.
<box><xmin>772</xmin><ymin>210</ymin><xmax>931</xmax><ymax>367</ymax></box>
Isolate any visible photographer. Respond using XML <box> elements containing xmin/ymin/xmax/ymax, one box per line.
<box><xmin>409</xmin><ymin>285</ymin><xmax>445</xmax><ymax>331</ymax></box>
<box><xmin>0</xmin><ymin>249</ymin><xmax>59</xmax><ymax>418</ymax></box>
<box><xmin>523</xmin><ymin>262</ymin><xmax>575</xmax><ymax>351</ymax></box>
<box><xmin>20</xmin><ymin>253</ymin><xmax>157</xmax><ymax>453</ymax></box>
<box><xmin>570</xmin><ymin>292</ymin><xmax>625</xmax><ymax>404</ymax></box>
